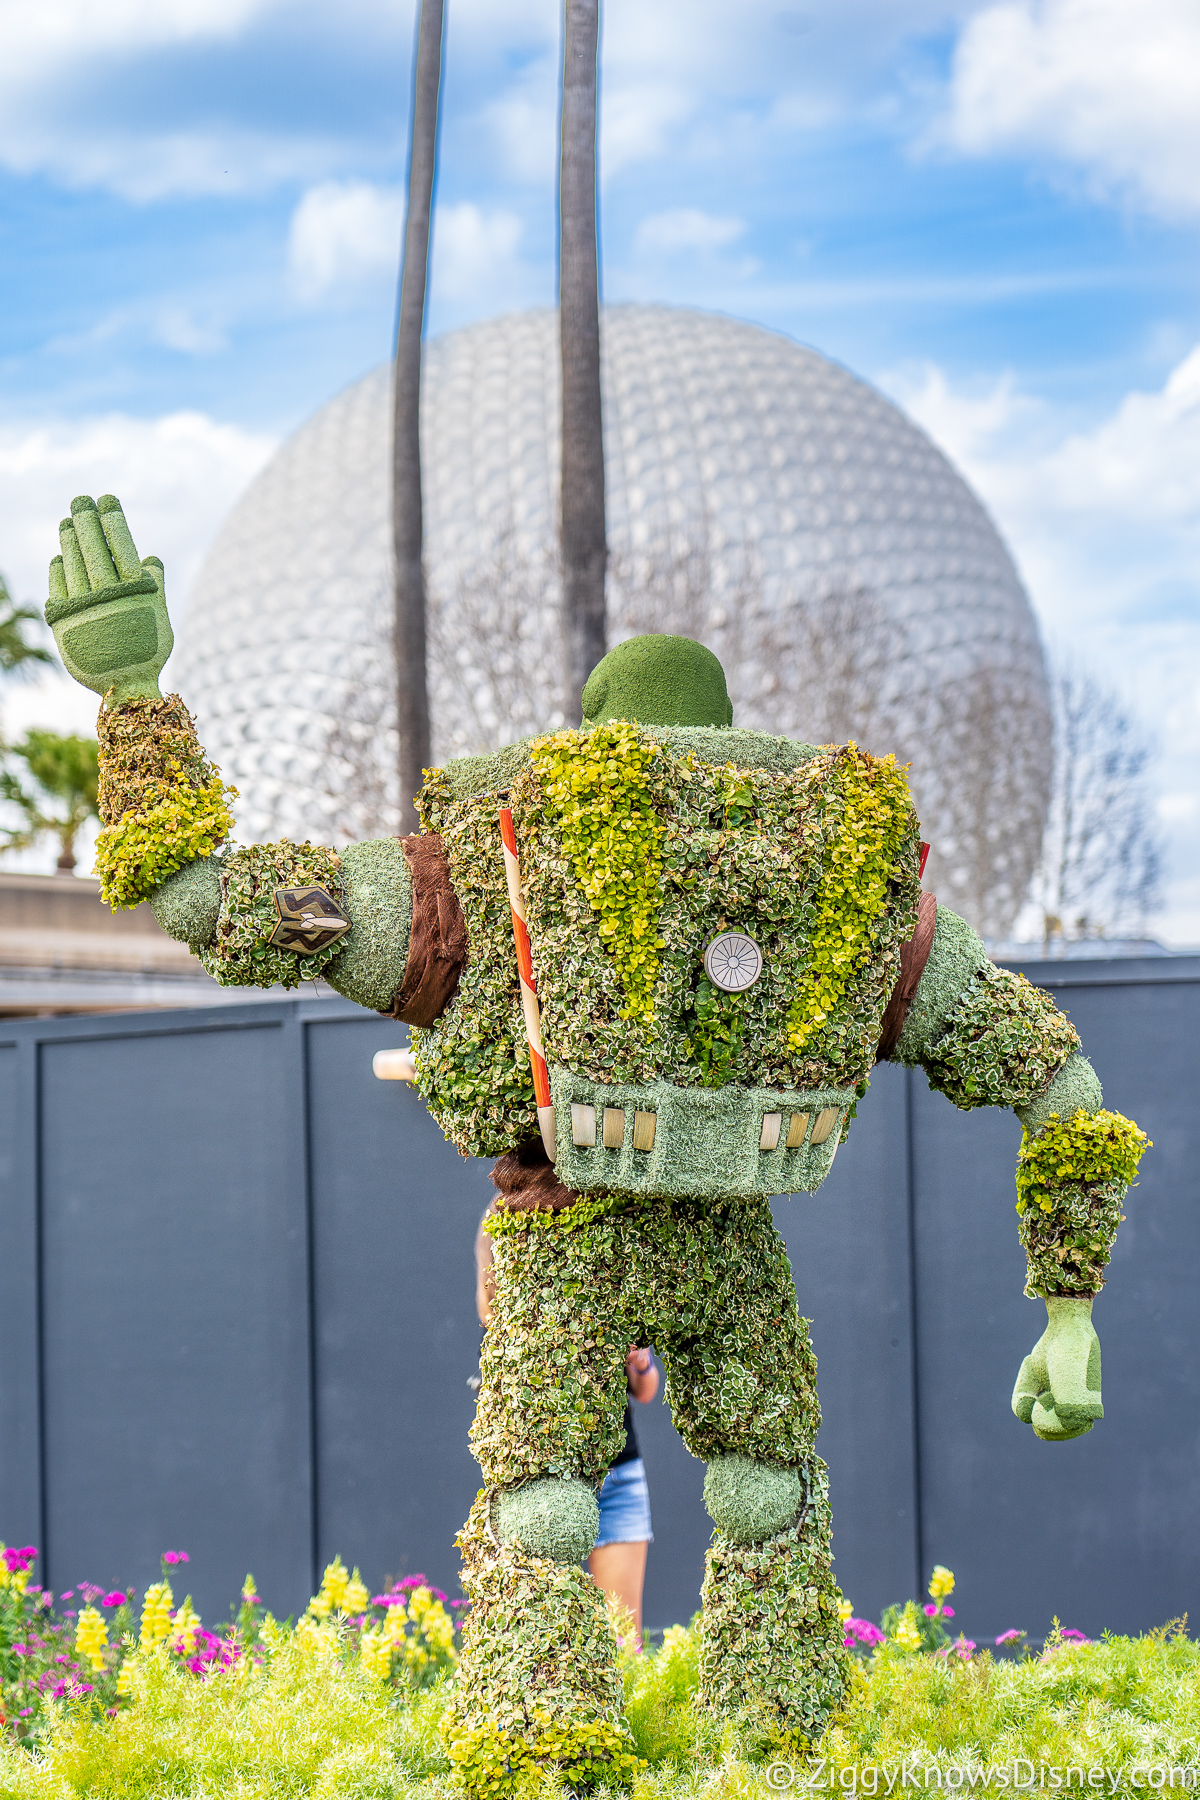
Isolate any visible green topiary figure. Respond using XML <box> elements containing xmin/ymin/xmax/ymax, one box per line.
<box><xmin>47</xmin><ymin>498</ymin><xmax>1148</xmax><ymax>1792</ymax></box>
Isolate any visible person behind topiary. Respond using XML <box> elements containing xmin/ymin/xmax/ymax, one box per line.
<box><xmin>46</xmin><ymin>495</ymin><xmax>1148</xmax><ymax>1794</ymax></box>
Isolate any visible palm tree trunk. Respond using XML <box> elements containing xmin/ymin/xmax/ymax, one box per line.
<box><xmin>394</xmin><ymin>0</ymin><xmax>445</xmax><ymax>836</ymax></box>
<box><xmin>559</xmin><ymin>0</ymin><xmax>607</xmax><ymax>719</ymax></box>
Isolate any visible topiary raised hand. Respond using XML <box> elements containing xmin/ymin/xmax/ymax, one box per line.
<box><xmin>46</xmin><ymin>495</ymin><xmax>172</xmax><ymax>706</ymax></box>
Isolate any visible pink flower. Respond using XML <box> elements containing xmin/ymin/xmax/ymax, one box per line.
<box><xmin>59</xmin><ymin>1591</ymin><xmax>74</xmax><ymax>1602</ymax></box>
<box><xmin>162</xmin><ymin>1551</ymin><xmax>189</xmax><ymax>1566</ymax></box>
<box><xmin>924</xmin><ymin>1603</ymin><xmax>954</xmax><ymax>1617</ymax></box>
<box><xmin>3</xmin><ymin>1546</ymin><xmax>37</xmax><ymax>1574</ymax></box>
<box><xmin>996</xmin><ymin>1629</ymin><xmax>1024</xmax><ymax>1645</ymax></box>
<box><xmin>952</xmin><ymin>1639</ymin><xmax>976</xmax><ymax>1659</ymax></box>
<box><xmin>1059</xmin><ymin>1628</ymin><xmax>1090</xmax><ymax>1643</ymax></box>
<box><xmin>102</xmin><ymin>1592</ymin><xmax>127</xmax><ymax>1608</ymax></box>
<box><xmin>844</xmin><ymin>1617</ymin><xmax>886</xmax><ymax>1648</ymax></box>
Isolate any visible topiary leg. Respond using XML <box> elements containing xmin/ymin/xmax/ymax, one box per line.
<box><xmin>449</xmin><ymin>1205</ymin><xmax>638</xmax><ymax>1792</ymax></box>
<box><xmin>645</xmin><ymin>1197</ymin><xmax>849</xmax><ymax>1740</ymax></box>
<box><xmin>447</xmin><ymin>1491</ymin><xmax>639</xmax><ymax>1796</ymax></box>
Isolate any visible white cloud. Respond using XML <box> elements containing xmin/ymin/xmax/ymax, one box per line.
<box><xmin>634</xmin><ymin>209</ymin><xmax>746</xmax><ymax>255</ymax></box>
<box><xmin>945</xmin><ymin>0</ymin><xmax>1200</xmax><ymax>218</ymax></box>
<box><xmin>431</xmin><ymin>203</ymin><xmax>525</xmax><ymax>304</ymax></box>
<box><xmin>0</xmin><ymin>410</ymin><xmax>276</xmax><ymax>624</ymax></box>
<box><xmin>288</xmin><ymin>181</ymin><xmax>406</xmax><ymax>300</ymax></box>
<box><xmin>883</xmin><ymin>349</ymin><xmax>1200</xmax><ymax>944</ymax></box>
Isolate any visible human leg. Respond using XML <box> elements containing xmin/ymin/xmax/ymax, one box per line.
<box><xmin>589</xmin><ymin>1454</ymin><xmax>653</xmax><ymax>1643</ymax></box>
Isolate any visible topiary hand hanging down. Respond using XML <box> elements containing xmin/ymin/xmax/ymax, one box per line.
<box><xmin>47</xmin><ymin>503</ymin><xmax>1149</xmax><ymax>1794</ymax></box>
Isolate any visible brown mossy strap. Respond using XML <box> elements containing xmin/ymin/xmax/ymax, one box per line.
<box><xmin>489</xmin><ymin>1140</ymin><xmax>579</xmax><ymax>1214</ymax></box>
<box><xmin>876</xmin><ymin>891</ymin><xmax>938</xmax><ymax>1063</ymax></box>
<box><xmin>391</xmin><ymin>832</ymin><xmax>469</xmax><ymax>1026</ymax></box>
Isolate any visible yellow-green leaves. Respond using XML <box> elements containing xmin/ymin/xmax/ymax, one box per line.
<box><xmin>92</xmin><ymin>693</ymin><xmax>236</xmax><ymax>908</ymax></box>
<box><xmin>787</xmin><ymin>744</ymin><xmax>915</xmax><ymax>1054</ymax></box>
<box><xmin>94</xmin><ymin>767</ymin><xmax>235</xmax><ymax>909</ymax></box>
<box><xmin>530</xmin><ymin>720</ymin><xmax>666</xmax><ymax>1027</ymax></box>
<box><xmin>1015</xmin><ymin>1108</ymin><xmax>1149</xmax><ymax>1296</ymax></box>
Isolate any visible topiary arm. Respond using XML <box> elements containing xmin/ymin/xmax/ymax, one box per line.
<box><xmin>893</xmin><ymin>903</ymin><xmax>1149</xmax><ymax>1443</ymax></box>
<box><xmin>45</xmin><ymin>494</ymin><xmax>438</xmax><ymax>1013</ymax></box>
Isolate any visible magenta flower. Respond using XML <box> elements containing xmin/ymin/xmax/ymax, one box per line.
<box><xmin>3</xmin><ymin>1544</ymin><xmax>37</xmax><ymax>1574</ymax></box>
<box><xmin>996</xmin><ymin>1629</ymin><xmax>1025</xmax><ymax>1645</ymax></box>
<box><xmin>844</xmin><ymin>1617</ymin><xmax>886</xmax><ymax>1648</ymax></box>
<box><xmin>162</xmin><ymin>1551</ymin><xmax>190</xmax><ymax>1566</ymax></box>
<box><xmin>59</xmin><ymin>1591</ymin><xmax>74</xmax><ymax>1602</ymax></box>
<box><xmin>950</xmin><ymin>1638</ymin><xmax>976</xmax><ymax>1659</ymax></box>
<box><xmin>1058</xmin><ymin>1627</ymin><xmax>1091</xmax><ymax>1643</ymax></box>
<box><xmin>924</xmin><ymin>1603</ymin><xmax>955</xmax><ymax>1617</ymax></box>
<box><xmin>102</xmin><ymin>1592</ymin><xmax>127</xmax><ymax>1607</ymax></box>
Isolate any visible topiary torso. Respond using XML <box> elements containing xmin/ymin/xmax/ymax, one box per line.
<box><xmin>411</xmin><ymin>722</ymin><xmax>921</xmax><ymax>1192</ymax></box>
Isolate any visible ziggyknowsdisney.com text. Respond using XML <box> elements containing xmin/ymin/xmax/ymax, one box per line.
<box><xmin>776</xmin><ymin>1762</ymin><xmax>1200</xmax><ymax>1793</ymax></box>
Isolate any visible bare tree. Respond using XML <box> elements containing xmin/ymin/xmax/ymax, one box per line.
<box><xmin>559</xmin><ymin>0</ymin><xmax>607</xmax><ymax>716</ymax></box>
<box><xmin>1037</xmin><ymin>658</ymin><xmax>1161</xmax><ymax>944</ymax></box>
<box><xmin>393</xmin><ymin>0</ymin><xmax>445</xmax><ymax>836</ymax></box>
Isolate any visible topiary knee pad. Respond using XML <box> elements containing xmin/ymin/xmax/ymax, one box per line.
<box><xmin>702</xmin><ymin>1454</ymin><xmax>804</xmax><ymax>1543</ymax></box>
<box><xmin>496</xmin><ymin>1475</ymin><xmax>600</xmax><ymax>1563</ymax></box>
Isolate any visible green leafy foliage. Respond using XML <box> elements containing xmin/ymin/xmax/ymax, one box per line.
<box><xmin>0</xmin><ymin>731</ymin><xmax>99</xmax><ymax>872</ymax></box>
<box><xmin>91</xmin><ymin>695</ymin><xmax>236</xmax><ymax>908</ymax></box>
<box><xmin>411</xmin><ymin>767</ymin><xmax>539</xmax><ymax>1159</ymax></box>
<box><xmin>0</xmin><ymin>576</ymin><xmax>53</xmax><ymax>679</ymax></box>
<box><xmin>529</xmin><ymin>720</ymin><xmax>667</xmax><ymax>1026</ymax></box>
<box><xmin>785</xmin><ymin>744</ymin><xmax>916</xmax><ymax>1056</ymax></box>
<box><xmin>200</xmin><ymin>841</ymin><xmax>345</xmax><ymax>989</ymax></box>
<box><xmin>923</xmin><ymin>965</ymin><xmax>1082</xmax><ymax>1111</ymax></box>
<box><xmin>1015</xmin><ymin>1109</ymin><xmax>1150</xmax><ymax>1296</ymax></box>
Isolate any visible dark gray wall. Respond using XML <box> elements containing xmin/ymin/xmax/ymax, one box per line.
<box><xmin>0</xmin><ymin>957</ymin><xmax>1194</xmax><ymax>1646</ymax></box>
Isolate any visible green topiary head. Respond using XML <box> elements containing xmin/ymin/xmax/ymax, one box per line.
<box><xmin>581</xmin><ymin>634</ymin><xmax>733</xmax><ymax>729</ymax></box>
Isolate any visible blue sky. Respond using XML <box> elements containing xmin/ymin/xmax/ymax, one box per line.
<box><xmin>1</xmin><ymin>0</ymin><xmax>1198</xmax><ymax>938</ymax></box>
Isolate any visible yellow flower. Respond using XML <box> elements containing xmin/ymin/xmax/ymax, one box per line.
<box><xmin>343</xmin><ymin>1569</ymin><xmax>370</xmax><ymax>1616</ymax></box>
<box><xmin>140</xmin><ymin>1581</ymin><xmax>174</xmax><ymax>1648</ymax></box>
<box><xmin>893</xmin><ymin>1603</ymin><xmax>924</xmax><ymax>1653</ymax></box>
<box><xmin>928</xmin><ymin>1565</ymin><xmax>955</xmax><ymax>1603</ymax></box>
<box><xmin>838</xmin><ymin>1597</ymin><xmax>854</xmax><ymax>1624</ymax></box>
<box><xmin>115</xmin><ymin>1660</ymin><xmax>134</xmax><ymax>1698</ymax></box>
<box><xmin>241</xmin><ymin>1575</ymin><xmax>258</xmax><ymax>1604</ymax></box>
<box><xmin>308</xmin><ymin>1555</ymin><xmax>350</xmax><ymax>1618</ymax></box>
<box><xmin>171</xmin><ymin>1597</ymin><xmax>201</xmax><ymax>1655</ymax></box>
<box><xmin>75</xmin><ymin>1606</ymin><xmax>109</xmax><ymax>1672</ymax></box>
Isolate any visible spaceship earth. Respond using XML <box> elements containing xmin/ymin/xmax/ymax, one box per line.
<box><xmin>172</xmin><ymin>304</ymin><xmax>1049</xmax><ymax>857</ymax></box>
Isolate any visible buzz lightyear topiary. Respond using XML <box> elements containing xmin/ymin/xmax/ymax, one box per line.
<box><xmin>48</xmin><ymin>495</ymin><xmax>1148</xmax><ymax>1792</ymax></box>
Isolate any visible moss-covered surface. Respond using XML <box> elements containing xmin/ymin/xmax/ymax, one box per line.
<box><xmin>581</xmin><ymin>634</ymin><xmax>734</xmax><ymax>729</ymax></box>
<box><xmin>1016</xmin><ymin>1052</ymin><xmax>1104</xmax><ymax>1136</ymax></box>
<box><xmin>1016</xmin><ymin>1108</ymin><xmax>1150</xmax><ymax>1296</ymax></box>
<box><xmin>893</xmin><ymin>906</ymin><xmax>988</xmax><ymax>1067</ymax></box>
<box><xmin>201</xmin><ymin>841</ymin><xmax>346</xmax><ymax>990</ymax></box>
<box><xmin>701</xmin><ymin>1455</ymin><xmax>803</xmax><ymax>1546</ymax></box>
<box><xmin>324</xmin><ymin>837</ymin><xmax>414</xmax><ymax>1014</ymax></box>
<box><xmin>495</xmin><ymin>1477</ymin><xmax>600</xmax><ymax>1564</ymax></box>
<box><xmin>150</xmin><ymin>856</ymin><xmax>223</xmax><ymax>950</ymax></box>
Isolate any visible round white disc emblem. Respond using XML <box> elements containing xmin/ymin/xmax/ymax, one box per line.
<box><xmin>703</xmin><ymin>930</ymin><xmax>763</xmax><ymax>993</ymax></box>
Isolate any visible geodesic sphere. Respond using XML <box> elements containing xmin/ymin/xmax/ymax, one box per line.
<box><xmin>172</xmin><ymin>304</ymin><xmax>1048</xmax><ymax>845</ymax></box>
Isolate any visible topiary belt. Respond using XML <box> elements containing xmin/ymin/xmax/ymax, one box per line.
<box><xmin>548</xmin><ymin>1068</ymin><xmax>856</xmax><ymax>1200</ymax></box>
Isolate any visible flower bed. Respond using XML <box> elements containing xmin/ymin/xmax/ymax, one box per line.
<box><xmin>1</xmin><ymin>1547</ymin><xmax>1197</xmax><ymax>1798</ymax></box>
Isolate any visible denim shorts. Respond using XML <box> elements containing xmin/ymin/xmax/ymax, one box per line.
<box><xmin>594</xmin><ymin>1457</ymin><xmax>653</xmax><ymax>1548</ymax></box>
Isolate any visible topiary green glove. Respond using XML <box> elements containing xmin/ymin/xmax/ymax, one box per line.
<box><xmin>1011</xmin><ymin>1296</ymin><xmax>1102</xmax><ymax>1441</ymax></box>
<box><xmin>46</xmin><ymin>495</ymin><xmax>172</xmax><ymax>706</ymax></box>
